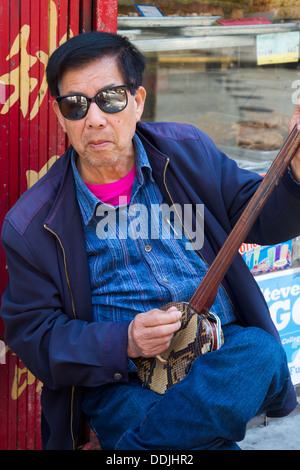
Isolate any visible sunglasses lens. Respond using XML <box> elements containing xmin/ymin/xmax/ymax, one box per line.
<box><xmin>57</xmin><ymin>86</ymin><xmax>128</xmax><ymax>120</ymax></box>
<box><xmin>59</xmin><ymin>95</ymin><xmax>88</xmax><ymax>120</ymax></box>
<box><xmin>96</xmin><ymin>87</ymin><xmax>128</xmax><ymax>114</ymax></box>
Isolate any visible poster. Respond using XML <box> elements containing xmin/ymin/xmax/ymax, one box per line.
<box><xmin>256</xmin><ymin>268</ymin><xmax>300</xmax><ymax>385</ymax></box>
<box><xmin>240</xmin><ymin>240</ymin><xmax>292</xmax><ymax>275</ymax></box>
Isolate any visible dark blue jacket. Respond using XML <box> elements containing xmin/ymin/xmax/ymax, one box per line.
<box><xmin>1</xmin><ymin>122</ymin><xmax>299</xmax><ymax>449</ymax></box>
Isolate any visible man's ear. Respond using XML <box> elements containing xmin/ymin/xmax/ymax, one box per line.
<box><xmin>134</xmin><ymin>86</ymin><xmax>147</xmax><ymax>122</ymax></box>
<box><xmin>52</xmin><ymin>100</ymin><xmax>67</xmax><ymax>133</ymax></box>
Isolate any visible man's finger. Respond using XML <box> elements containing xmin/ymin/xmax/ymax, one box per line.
<box><xmin>138</xmin><ymin>307</ymin><xmax>182</xmax><ymax>327</ymax></box>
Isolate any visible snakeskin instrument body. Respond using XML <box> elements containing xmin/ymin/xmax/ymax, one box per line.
<box><xmin>134</xmin><ymin>301</ymin><xmax>224</xmax><ymax>395</ymax></box>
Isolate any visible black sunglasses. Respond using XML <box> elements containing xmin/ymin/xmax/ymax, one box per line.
<box><xmin>56</xmin><ymin>85</ymin><xmax>129</xmax><ymax>120</ymax></box>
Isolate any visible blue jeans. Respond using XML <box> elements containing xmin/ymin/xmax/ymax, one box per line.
<box><xmin>82</xmin><ymin>324</ymin><xmax>290</xmax><ymax>450</ymax></box>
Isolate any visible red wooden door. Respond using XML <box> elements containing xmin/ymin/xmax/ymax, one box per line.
<box><xmin>0</xmin><ymin>0</ymin><xmax>118</xmax><ymax>450</ymax></box>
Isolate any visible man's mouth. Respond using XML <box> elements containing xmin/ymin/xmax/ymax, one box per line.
<box><xmin>88</xmin><ymin>140</ymin><xmax>111</xmax><ymax>149</ymax></box>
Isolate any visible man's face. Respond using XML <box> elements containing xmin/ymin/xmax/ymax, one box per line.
<box><xmin>53</xmin><ymin>56</ymin><xmax>146</xmax><ymax>183</ymax></box>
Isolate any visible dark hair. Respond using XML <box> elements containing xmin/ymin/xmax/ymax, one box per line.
<box><xmin>46</xmin><ymin>31</ymin><xmax>146</xmax><ymax>97</ymax></box>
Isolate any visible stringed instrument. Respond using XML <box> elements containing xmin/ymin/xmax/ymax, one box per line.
<box><xmin>134</xmin><ymin>124</ymin><xmax>300</xmax><ymax>395</ymax></box>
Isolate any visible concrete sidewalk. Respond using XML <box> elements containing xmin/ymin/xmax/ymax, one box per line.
<box><xmin>240</xmin><ymin>403</ymin><xmax>300</xmax><ymax>450</ymax></box>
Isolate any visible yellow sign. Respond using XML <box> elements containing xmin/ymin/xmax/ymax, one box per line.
<box><xmin>257</xmin><ymin>31</ymin><xmax>300</xmax><ymax>66</ymax></box>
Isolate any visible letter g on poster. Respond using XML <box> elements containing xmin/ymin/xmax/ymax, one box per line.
<box><xmin>256</xmin><ymin>268</ymin><xmax>300</xmax><ymax>385</ymax></box>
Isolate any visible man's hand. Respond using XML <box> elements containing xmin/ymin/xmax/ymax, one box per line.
<box><xmin>289</xmin><ymin>102</ymin><xmax>300</xmax><ymax>182</ymax></box>
<box><xmin>127</xmin><ymin>306</ymin><xmax>182</xmax><ymax>359</ymax></box>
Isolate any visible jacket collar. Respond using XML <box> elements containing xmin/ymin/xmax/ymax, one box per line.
<box><xmin>43</xmin><ymin>146</ymin><xmax>79</xmax><ymax>234</ymax></box>
<box><xmin>42</xmin><ymin>147</ymin><xmax>92</xmax><ymax>322</ymax></box>
<box><xmin>136</xmin><ymin>123</ymin><xmax>171</xmax><ymax>204</ymax></box>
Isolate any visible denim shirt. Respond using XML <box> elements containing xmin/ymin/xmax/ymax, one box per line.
<box><xmin>71</xmin><ymin>135</ymin><xmax>237</xmax><ymax>334</ymax></box>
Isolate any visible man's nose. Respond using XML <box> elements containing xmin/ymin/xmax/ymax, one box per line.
<box><xmin>86</xmin><ymin>102</ymin><xmax>107</xmax><ymax>127</ymax></box>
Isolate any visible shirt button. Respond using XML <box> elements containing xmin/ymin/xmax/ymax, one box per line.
<box><xmin>114</xmin><ymin>372</ymin><xmax>123</xmax><ymax>381</ymax></box>
<box><xmin>144</xmin><ymin>244</ymin><xmax>152</xmax><ymax>253</ymax></box>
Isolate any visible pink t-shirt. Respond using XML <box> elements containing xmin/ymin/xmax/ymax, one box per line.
<box><xmin>85</xmin><ymin>166</ymin><xmax>135</xmax><ymax>206</ymax></box>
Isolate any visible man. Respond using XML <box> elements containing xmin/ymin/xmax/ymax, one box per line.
<box><xmin>1</xmin><ymin>31</ymin><xmax>300</xmax><ymax>450</ymax></box>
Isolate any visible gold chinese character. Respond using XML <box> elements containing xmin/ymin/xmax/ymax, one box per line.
<box><xmin>26</xmin><ymin>155</ymin><xmax>60</xmax><ymax>188</ymax></box>
<box><xmin>0</xmin><ymin>0</ymin><xmax>72</xmax><ymax>120</ymax></box>
<box><xmin>11</xmin><ymin>363</ymin><xmax>42</xmax><ymax>400</ymax></box>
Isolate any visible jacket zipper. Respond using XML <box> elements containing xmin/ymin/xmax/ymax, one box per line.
<box><xmin>44</xmin><ymin>223</ymin><xmax>77</xmax><ymax>450</ymax></box>
<box><xmin>162</xmin><ymin>158</ymin><xmax>238</xmax><ymax>319</ymax></box>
